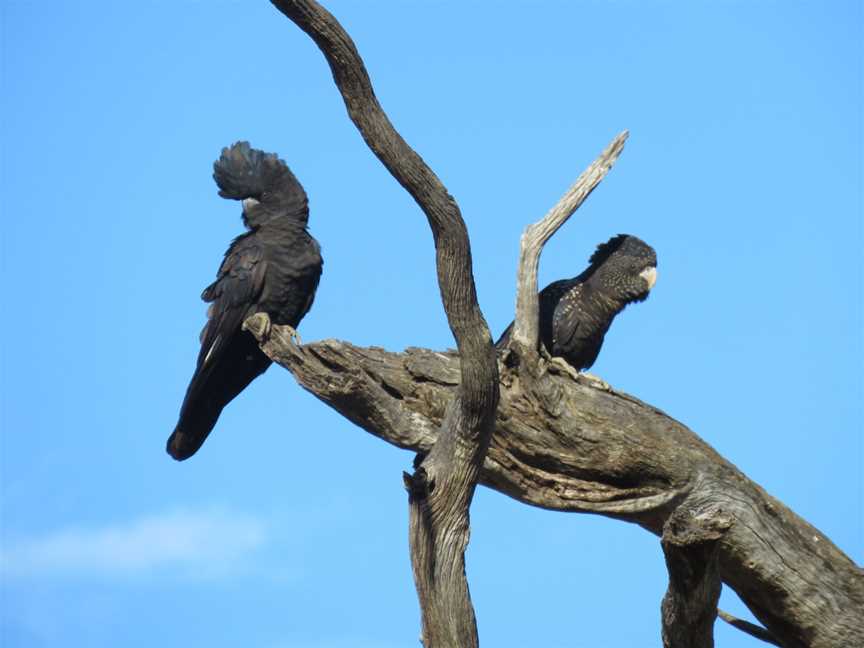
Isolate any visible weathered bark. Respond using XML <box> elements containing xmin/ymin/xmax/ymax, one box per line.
<box><xmin>268</xmin><ymin>2</ymin><xmax>498</xmax><ymax>646</ymax></box>
<box><xmin>244</xmin><ymin>324</ymin><xmax>864</xmax><ymax>648</ymax></box>
<box><xmin>660</xmin><ymin>503</ymin><xmax>732</xmax><ymax>647</ymax></box>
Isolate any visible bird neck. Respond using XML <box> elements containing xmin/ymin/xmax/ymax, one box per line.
<box><xmin>252</xmin><ymin>212</ymin><xmax>309</xmax><ymax>232</ymax></box>
<box><xmin>244</xmin><ymin>199</ymin><xmax>309</xmax><ymax>229</ymax></box>
<box><xmin>583</xmin><ymin>279</ymin><xmax>627</xmax><ymax>318</ymax></box>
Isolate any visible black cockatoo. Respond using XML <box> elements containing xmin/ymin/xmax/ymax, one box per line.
<box><xmin>167</xmin><ymin>142</ymin><xmax>323</xmax><ymax>461</ymax></box>
<box><xmin>498</xmin><ymin>234</ymin><xmax>657</xmax><ymax>371</ymax></box>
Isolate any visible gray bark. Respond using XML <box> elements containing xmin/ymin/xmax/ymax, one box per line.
<box><xmin>660</xmin><ymin>503</ymin><xmax>731</xmax><ymax>647</ymax></box>
<box><xmin>243</xmin><ymin>323</ymin><xmax>864</xmax><ymax>648</ymax></box>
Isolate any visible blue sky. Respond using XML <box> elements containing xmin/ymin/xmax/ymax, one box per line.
<box><xmin>2</xmin><ymin>1</ymin><xmax>861</xmax><ymax>646</ymax></box>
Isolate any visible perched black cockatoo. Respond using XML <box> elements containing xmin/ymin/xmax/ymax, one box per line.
<box><xmin>498</xmin><ymin>234</ymin><xmax>657</xmax><ymax>371</ymax></box>
<box><xmin>167</xmin><ymin>142</ymin><xmax>323</xmax><ymax>461</ymax></box>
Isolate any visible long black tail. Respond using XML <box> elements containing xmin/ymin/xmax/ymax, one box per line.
<box><xmin>167</xmin><ymin>336</ymin><xmax>271</xmax><ymax>461</ymax></box>
<box><xmin>167</xmin><ymin>398</ymin><xmax>223</xmax><ymax>461</ymax></box>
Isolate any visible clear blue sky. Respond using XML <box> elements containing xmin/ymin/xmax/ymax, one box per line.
<box><xmin>2</xmin><ymin>1</ymin><xmax>861</xmax><ymax>646</ymax></box>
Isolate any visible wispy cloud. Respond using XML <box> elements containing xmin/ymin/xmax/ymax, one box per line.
<box><xmin>1</xmin><ymin>509</ymin><xmax>267</xmax><ymax>578</ymax></box>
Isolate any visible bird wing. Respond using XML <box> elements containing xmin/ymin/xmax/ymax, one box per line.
<box><xmin>550</xmin><ymin>282</ymin><xmax>586</xmax><ymax>351</ymax></box>
<box><xmin>195</xmin><ymin>233</ymin><xmax>267</xmax><ymax>382</ymax></box>
<box><xmin>167</xmin><ymin>232</ymin><xmax>269</xmax><ymax>461</ymax></box>
<box><xmin>496</xmin><ymin>278</ymin><xmax>575</xmax><ymax>350</ymax></box>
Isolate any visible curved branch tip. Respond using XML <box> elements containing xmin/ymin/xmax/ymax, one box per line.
<box><xmin>510</xmin><ymin>130</ymin><xmax>630</xmax><ymax>360</ymax></box>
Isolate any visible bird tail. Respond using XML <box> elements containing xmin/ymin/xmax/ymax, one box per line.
<box><xmin>167</xmin><ymin>349</ymin><xmax>229</xmax><ymax>461</ymax></box>
<box><xmin>167</xmin><ymin>333</ymin><xmax>271</xmax><ymax>461</ymax></box>
<box><xmin>212</xmin><ymin>141</ymin><xmax>308</xmax><ymax>219</ymax></box>
<box><xmin>166</xmin><ymin>401</ymin><xmax>222</xmax><ymax>461</ymax></box>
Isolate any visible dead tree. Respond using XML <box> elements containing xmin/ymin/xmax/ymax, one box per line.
<box><xmin>257</xmin><ymin>2</ymin><xmax>863</xmax><ymax>646</ymax></box>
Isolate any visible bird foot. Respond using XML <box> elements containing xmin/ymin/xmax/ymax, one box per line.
<box><xmin>242</xmin><ymin>312</ymin><xmax>272</xmax><ymax>341</ymax></box>
<box><xmin>577</xmin><ymin>371</ymin><xmax>612</xmax><ymax>391</ymax></box>
<box><xmin>282</xmin><ymin>325</ymin><xmax>302</xmax><ymax>346</ymax></box>
<box><xmin>548</xmin><ymin>356</ymin><xmax>582</xmax><ymax>381</ymax></box>
<box><xmin>546</xmin><ymin>358</ymin><xmax>611</xmax><ymax>391</ymax></box>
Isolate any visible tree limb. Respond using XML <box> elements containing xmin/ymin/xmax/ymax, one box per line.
<box><xmin>268</xmin><ymin>2</ymin><xmax>499</xmax><ymax>645</ymax></box>
<box><xmin>246</xmin><ymin>327</ymin><xmax>864</xmax><ymax>648</ymax></box>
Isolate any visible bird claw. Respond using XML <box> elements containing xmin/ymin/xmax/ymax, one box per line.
<box><xmin>577</xmin><ymin>371</ymin><xmax>612</xmax><ymax>391</ymax></box>
<box><xmin>282</xmin><ymin>325</ymin><xmax>302</xmax><ymax>346</ymax></box>
<box><xmin>242</xmin><ymin>312</ymin><xmax>272</xmax><ymax>341</ymax></box>
<box><xmin>548</xmin><ymin>356</ymin><xmax>582</xmax><ymax>381</ymax></box>
<box><xmin>547</xmin><ymin>357</ymin><xmax>612</xmax><ymax>391</ymax></box>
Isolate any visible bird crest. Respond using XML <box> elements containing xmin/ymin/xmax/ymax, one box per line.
<box><xmin>213</xmin><ymin>141</ymin><xmax>309</xmax><ymax>227</ymax></box>
<box><xmin>587</xmin><ymin>234</ymin><xmax>631</xmax><ymax>268</ymax></box>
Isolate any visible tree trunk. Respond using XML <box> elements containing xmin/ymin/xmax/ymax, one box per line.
<box><xmin>268</xmin><ymin>2</ymin><xmax>500</xmax><ymax>645</ymax></box>
<box><xmin>660</xmin><ymin>503</ymin><xmax>731</xmax><ymax>648</ymax></box>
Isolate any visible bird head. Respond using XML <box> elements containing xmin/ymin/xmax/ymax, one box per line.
<box><xmin>585</xmin><ymin>234</ymin><xmax>658</xmax><ymax>304</ymax></box>
<box><xmin>212</xmin><ymin>141</ymin><xmax>309</xmax><ymax>229</ymax></box>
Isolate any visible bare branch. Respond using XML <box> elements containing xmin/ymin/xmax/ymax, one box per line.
<box><xmin>269</xmin><ymin>3</ymin><xmax>498</xmax><ymax>645</ymax></box>
<box><xmin>509</xmin><ymin>131</ymin><xmax>628</xmax><ymax>360</ymax></box>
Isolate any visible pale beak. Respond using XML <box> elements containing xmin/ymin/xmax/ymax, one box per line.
<box><xmin>242</xmin><ymin>197</ymin><xmax>261</xmax><ymax>212</ymax></box>
<box><xmin>640</xmin><ymin>266</ymin><xmax>658</xmax><ymax>289</ymax></box>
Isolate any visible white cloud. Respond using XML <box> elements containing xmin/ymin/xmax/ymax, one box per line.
<box><xmin>1</xmin><ymin>509</ymin><xmax>267</xmax><ymax>578</ymax></box>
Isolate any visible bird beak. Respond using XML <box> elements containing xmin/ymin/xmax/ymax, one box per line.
<box><xmin>640</xmin><ymin>266</ymin><xmax>657</xmax><ymax>289</ymax></box>
<box><xmin>242</xmin><ymin>197</ymin><xmax>260</xmax><ymax>212</ymax></box>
